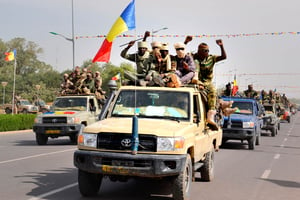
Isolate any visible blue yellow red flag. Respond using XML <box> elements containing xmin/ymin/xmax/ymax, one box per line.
<box><xmin>92</xmin><ymin>0</ymin><xmax>136</xmax><ymax>63</ymax></box>
<box><xmin>4</xmin><ymin>49</ymin><xmax>16</xmax><ymax>61</ymax></box>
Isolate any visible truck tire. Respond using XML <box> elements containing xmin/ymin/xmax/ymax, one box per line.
<box><xmin>78</xmin><ymin>169</ymin><xmax>102</xmax><ymax>197</ymax></box>
<box><xmin>36</xmin><ymin>133</ymin><xmax>48</xmax><ymax>145</ymax></box>
<box><xmin>278</xmin><ymin>122</ymin><xmax>280</xmax><ymax>131</ymax></box>
<box><xmin>172</xmin><ymin>154</ymin><xmax>192</xmax><ymax>200</ymax></box>
<box><xmin>200</xmin><ymin>147</ymin><xmax>214</xmax><ymax>181</ymax></box>
<box><xmin>22</xmin><ymin>109</ymin><xmax>28</xmax><ymax>114</ymax></box>
<box><xmin>69</xmin><ymin>134</ymin><xmax>78</xmax><ymax>144</ymax></box>
<box><xmin>287</xmin><ymin>117</ymin><xmax>290</xmax><ymax>123</ymax></box>
<box><xmin>248</xmin><ymin>134</ymin><xmax>256</xmax><ymax>150</ymax></box>
<box><xmin>5</xmin><ymin>108</ymin><xmax>12</xmax><ymax>114</ymax></box>
<box><xmin>271</xmin><ymin>126</ymin><xmax>276</xmax><ymax>137</ymax></box>
<box><xmin>255</xmin><ymin>129</ymin><xmax>261</xmax><ymax>145</ymax></box>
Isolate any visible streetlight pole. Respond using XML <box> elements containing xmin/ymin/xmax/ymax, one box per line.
<box><xmin>151</xmin><ymin>27</ymin><xmax>168</xmax><ymax>42</ymax></box>
<box><xmin>49</xmin><ymin>0</ymin><xmax>75</xmax><ymax>70</ymax></box>
<box><xmin>1</xmin><ymin>82</ymin><xmax>7</xmax><ymax>107</ymax></box>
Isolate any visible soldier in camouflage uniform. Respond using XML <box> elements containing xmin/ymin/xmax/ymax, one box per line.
<box><xmin>120</xmin><ymin>41</ymin><xmax>150</xmax><ymax>85</ymax></box>
<box><xmin>192</xmin><ymin>39</ymin><xmax>227</xmax><ymax>128</ymax></box>
<box><xmin>243</xmin><ymin>84</ymin><xmax>258</xmax><ymax>98</ymax></box>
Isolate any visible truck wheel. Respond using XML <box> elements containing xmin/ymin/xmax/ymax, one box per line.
<box><xmin>172</xmin><ymin>154</ymin><xmax>192</xmax><ymax>200</ymax></box>
<box><xmin>248</xmin><ymin>135</ymin><xmax>255</xmax><ymax>150</ymax></box>
<box><xmin>78</xmin><ymin>169</ymin><xmax>102</xmax><ymax>197</ymax></box>
<box><xmin>36</xmin><ymin>133</ymin><xmax>48</xmax><ymax>145</ymax></box>
<box><xmin>70</xmin><ymin>133</ymin><xmax>78</xmax><ymax>144</ymax></box>
<box><xmin>22</xmin><ymin>109</ymin><xmax>28</xmax><ymax>114</ymax></box>
<box><xmin>287</xmin><ymin>117</ymin><xmax>290</xmax><ymax>123</ymax></box>
<box><xmin>255</xmin><ymin>130</ymin><xmax>261</xmax><ymax>145</ymax></box>
<box><xmin>5</xmin><ymin>108</ymin><xmax>12</xmax><ymax>114</ymax></box>
<box><xmin>271</xmin><ymin>126</ymin><xmax>276</xmax><ymax>137</ymax></box>
<box><xmin>200</xmin><ymin>147</ymin><xmax>214</xmax><ymax>181</ymax></box>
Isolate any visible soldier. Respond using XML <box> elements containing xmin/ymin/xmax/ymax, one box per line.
<box><xmin>192</xmin><ymin>39</ymin><xmax>227</xmax><ymax>128</ymax></box>
<box><xmin>60</xmin><ymin>73</ymin><xmax>74</xmax><ymax>94</ymax></box>
<box><xmin>95</xmin><ymin>78</ymin><xmax>106</xmax><ymax>108</ymax></box>
<box><xmin>94</xmin><ymin>71</ymin><xmax>102</xmax><ymax>88</ymax></box>
<box><xmin>221</xmin><ymin>82</ymin><xmax>232</xmax><ymax>96</ymax></box>
<box><xmin>120</xmin><ymin>41</ymin><xmax>150</xmax><ymax>85</ymax></box>
<box><xmin>143</xmin><ymin>42</ymin><xmax>172</xmax><ymax>87</ymax></box>
<box><xmin>81</xmin><ymin>72</ymin><xmax>95</xmax><ymax>94</ymax></box>
<box><xmin>172</xmin><ymin>42</ymin><xmax>196</xmax><ymax>85</ymax></box>
<box><xmin>243</xmin><ymin>84</ymin><xmax>258</xmax><ymax>98</ymax></box>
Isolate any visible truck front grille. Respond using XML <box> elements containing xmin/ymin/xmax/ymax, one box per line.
<box><xmin>223</xmin><ymin>121</ymin><xmax>242</xmax><ymax>128</ymax></box>
<box><xmin>43</xmin><ymin>117</ymin><xmax>67</xmax><ymax>124</ymax></box>
<box><xmin>97</xmin><ymin>133</ymin><xmax>157</xmax><ymax>152</ymax></box>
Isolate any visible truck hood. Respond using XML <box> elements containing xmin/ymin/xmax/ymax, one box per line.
<box><xmin>41</xmin><ymin>111</ymin><xmax>81</xmax><ymax>117</ymax></box>
<box><xmin>83</xmin><ymin>117</ymin><xmax>191</xmax><ymax>137</ymax></box>
<box><xmin>223</xmin><ymin>114</ymin><xmax>254</xmax><ymax>122</ymax></box>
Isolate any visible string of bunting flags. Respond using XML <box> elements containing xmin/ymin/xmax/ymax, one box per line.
<box><xmin>75</xmin><ymin>31</ymin><xmax>300</xmax><ymax>40</ymax></box>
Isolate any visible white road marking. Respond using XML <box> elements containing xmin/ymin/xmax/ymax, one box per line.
<box><xmin>27</xmin><ymin>182</ymin><xmax>78</xmax><ymax>200</ymax></box>
<box><xmin>274</xmin><ymin>154</ymin><xmax>280</xmax><ymax>159</ymax></box>
<box><xmin>0</xmin><ymin>149</ymin><xmax>76</xmax><ymax>164</ymax></box>
<box><xmin>284</xmin><ymin>138</ymin><xmax>288</xmax><ymax>141</ymax></box>
<box><xmin>261</xmin><ymin>169</ymin><xmax>271</xmax><ymax>179</ymax></box>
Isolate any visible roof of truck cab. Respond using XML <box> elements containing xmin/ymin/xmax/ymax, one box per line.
<box><xmin>119</xmin><ymin>86</ymin><xmax>199</xmax><ymax>93</ymax></box>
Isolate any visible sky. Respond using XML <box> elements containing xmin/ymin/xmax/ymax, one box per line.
<box><xmin>1</xmin><ymin>0</ymin><xmax>300</xmax><ymax>98</ymax></box>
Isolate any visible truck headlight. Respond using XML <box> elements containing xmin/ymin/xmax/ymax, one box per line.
<box><xmin>67</xmin><ymin>117</ymin><xmax>80</xmax><ymax>124</ymax></box>
<box><xmin>157</xmin><ymin>137</ymin><xmax>184</xmax><ymax>151</ymax></box>
<box><xmin>78</xmin><ymin>133</ymin><xmax>97</xmax><ymax>147</ymax></box>
<box><xmin>243</xmin><ymin>122</ymin><xmax>255</xmax><ymax>128</ymax></box>
<box><xmin>34</xmin><ymin>117</ymin><xmax>42</xmax><ymax>123</ymax></box>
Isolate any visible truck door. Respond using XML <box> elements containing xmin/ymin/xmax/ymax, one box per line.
<box><xmin>193</xmin><ymin>94</ymin><xmax>209</xmax><ymax>161</ymax></box>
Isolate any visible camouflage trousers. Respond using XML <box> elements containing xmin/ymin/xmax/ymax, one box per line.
<box><xmin>203</xmin><ymin>82</ymin><xmax>217</xmax><ymax>110</ymax></box>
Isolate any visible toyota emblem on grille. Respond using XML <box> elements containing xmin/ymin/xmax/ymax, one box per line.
<box><xmin>52</xmin><ymin>118</ymin><xmax>57</xmax><ymax>123</ymax></box>
<box><xmin>121</xmin><ymin>138</ymin><xmax>132</xmax><ymax>147</ymax></box>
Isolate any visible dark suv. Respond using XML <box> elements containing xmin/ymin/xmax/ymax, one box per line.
<box><xmin>221</xmin><ymin>97</ymin><xmax>264</xmax><ymax>150</ymax></box>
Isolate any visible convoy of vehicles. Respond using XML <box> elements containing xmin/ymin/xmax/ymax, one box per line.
<box><xmin>33</xmin><ymin>94</ymin><xmax>100</xmax><ymax>145</ymax></box>
<box><xmin>73</xmin><ymin>85</ymin><xmax>223</xmax><ymax>200</ymax></box>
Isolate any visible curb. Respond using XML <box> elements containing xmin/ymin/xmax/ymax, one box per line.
<box><xmin>0</xmin><ymin>129</ymin><xmax>33</xmax><ymax>134</ymax></box>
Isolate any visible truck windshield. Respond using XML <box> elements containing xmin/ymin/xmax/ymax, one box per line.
<box><xmin>53</xmin><ymin>98</ymin><xmax>87</xmax><ymax>111</ymax></box>
<box><xmin>112</xmin><ymin>90</ymin><xmax>190</xmax><ymax>120</ymax></box>
<box><xmin>20</xmin><ymin>100</ymin><xmax>31</xmax><ymax>105</ymax></box>
<box><xmin>232</xmin><ymin>102</ymin><xmax>253</xmax><ymax>115</ymax></box>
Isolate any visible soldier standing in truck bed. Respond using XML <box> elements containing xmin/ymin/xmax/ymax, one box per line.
<box><xmin>192</xmin><ymin>39</ymin><xmax>227</xmax><ymax>128</ymax></box>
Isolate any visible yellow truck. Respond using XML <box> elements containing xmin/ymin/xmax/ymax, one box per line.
<box><xmin>73</xmin><ymin>85</ymin><xmax>222</xmax><ymax>200</ymax></box>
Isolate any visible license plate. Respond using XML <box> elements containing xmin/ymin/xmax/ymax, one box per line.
<box><xmin>112</xmin><ymin>160</ymin><xmax>134</xmax><ymax>167</ymax></box>
<box><xmin>45</xmin><ymin>130</ymin><xmax>60</xmax><ymax>134</ymax></box>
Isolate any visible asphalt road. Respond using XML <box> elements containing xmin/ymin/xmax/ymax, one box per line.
<box><xmin>1</xmin><ymin>113</ymin><xmax>300</xmax><ymax>200</ymax></box>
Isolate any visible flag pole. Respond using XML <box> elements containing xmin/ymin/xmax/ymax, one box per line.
<box><xmin>12</xmin><ymin>56</ymin><xmax>17</xmax><ymax>115</ymax></box>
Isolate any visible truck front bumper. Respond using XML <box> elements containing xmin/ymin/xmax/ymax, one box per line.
<box><xmin>33</xmin><ymin>123</ymin><xmax>82</xmax><ymax>136</ymax></box>
<box><xmin>222</xmin><ymin>128</ymin><xmax>255</xmax><ymax>140</ymax></box>
<box><xmin>74</xmin><ymin>150</ymin><xmax>186</xmax><ymax>178</ymax></box>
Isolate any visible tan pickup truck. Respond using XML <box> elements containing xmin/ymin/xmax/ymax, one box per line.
<box><xmin>73</xmin><ymin>86</ymin><xmax>222</xmax><ymax>200</ymax></box>
<box><xmin>33</xmin><ymin>94</ymin><xmax>100</xmax><ymax>145</ymax></box>
<box><xmin>4</xmin><ymin>99</ymin><xmax>39</xmax><ymax>114</ymax></box>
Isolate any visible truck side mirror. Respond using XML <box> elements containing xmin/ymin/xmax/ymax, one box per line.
<box><xmin>90</xmin><ymin>106</ymin><xmax>96</xmax><ymax>112</ymax></box>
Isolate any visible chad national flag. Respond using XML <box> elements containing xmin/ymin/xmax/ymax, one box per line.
<box><xmin>92</xmin><ymin>0</ymin><xmax>136</xmax><ymax>63</ymax></box>
<box><xmin>232</xmin><ymin>74</ymin><xmax>238</xmax><ymax>96</ymax></box>
<box><xmin>4</xmin><ymin>49</ymin><xmax>16</xmax><ymax>61</ymax></box>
